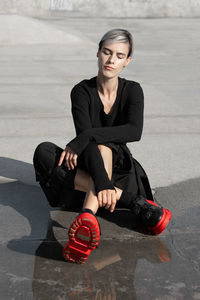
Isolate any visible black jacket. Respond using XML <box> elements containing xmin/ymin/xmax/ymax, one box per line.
<box><xmin>67</xmin><ymin>76</ymin><xmax>153</xmax><ymax>200</ymax></box>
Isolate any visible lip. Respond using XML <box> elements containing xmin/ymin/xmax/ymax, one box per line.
<box><xmin>104</xmin><ymin>66</ymin><xmax>115</xmax><ymax>71</ymax></box>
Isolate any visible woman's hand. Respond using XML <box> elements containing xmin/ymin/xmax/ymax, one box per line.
<box><xmin>97</xmin><ymin>189</ymin><xmax>117</xmax><ymax>213</ymax></box>
<box><xmin>58</xmin><ymin>146</ymin><xmax>78</xmax><ymax>170</ymax></box>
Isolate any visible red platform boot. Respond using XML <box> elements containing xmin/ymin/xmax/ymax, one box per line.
<box><xmin>63</xmin><ymin>209</ymin><xmax>100</xmax><ymax>264</ymax></box>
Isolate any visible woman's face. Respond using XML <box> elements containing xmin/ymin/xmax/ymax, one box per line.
<box><xmin>97</xmin><ymin>40</ymin><xmax>132</xmax><ymax>79</ymax></box>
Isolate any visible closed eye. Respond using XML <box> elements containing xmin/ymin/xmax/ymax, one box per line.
<box><xmin>117</xmin><ymin>55</ymin><xmax>125</xmax><ymax>59</ymax></box>
<box><xmin>102</xmin><ymin>47</ymin><xmax>127</xmax><ymax>59</ymax></box>
<box><xmin>103</xmin><ymin>49</ymin><xmax>111</xmax><ymax>55</ymax></box>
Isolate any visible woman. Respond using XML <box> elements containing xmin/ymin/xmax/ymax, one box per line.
<box><xmin>33</xmin><ymin>29</ymin><xmax>172</xmax><ymax>264</ymax></box>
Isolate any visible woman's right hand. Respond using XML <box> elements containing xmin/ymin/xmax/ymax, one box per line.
<box><xmin>58</xmin><ymin>146</ymin><xmax>78</xmax><ymax>170</ymax></box>
<box><xmin>97</xmin><ymin>189</ymin><xmax>117</xmax><ymax>213</ymax></box>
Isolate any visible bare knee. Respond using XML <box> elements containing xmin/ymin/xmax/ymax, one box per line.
<box><xmin>74</xmin><ymin>168</ymin><xmax>93</xmax><ymax>193</ymax></box>
<box><xmin>97</xmin><ymin>144</ymin><xmax>113</xmax><ymax>156</ymax></box>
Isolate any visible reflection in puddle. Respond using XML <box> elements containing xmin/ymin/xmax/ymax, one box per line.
<box><xmin>32</xmin><ymin>229</ymin><xmax>171</xmax><ymax>300</ymax></box>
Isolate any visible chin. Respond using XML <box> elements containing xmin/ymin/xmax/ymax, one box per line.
<box><xmin>102</xmin><ymin>70</ymin><xmax>118</xmax><ymax>79</ymax></box>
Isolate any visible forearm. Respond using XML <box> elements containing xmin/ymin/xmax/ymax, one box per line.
<box><xmin>67</xmin><ymin>122</ymin><xmax>143</xmax><ymax>156</ymax></box>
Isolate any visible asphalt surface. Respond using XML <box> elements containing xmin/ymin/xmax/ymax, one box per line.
<box><xmin>0</xmin><ymin>15</ymin><xmax>200</xmax><ymax>299</ymax></box>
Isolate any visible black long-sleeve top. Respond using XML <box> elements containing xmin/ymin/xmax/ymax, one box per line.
<box><xmin>67</xmin><ymin>76</ymin><xmax>144</xmax><ymax>155</ymax></box>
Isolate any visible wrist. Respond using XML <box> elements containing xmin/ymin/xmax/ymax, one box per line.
<box><xmin>66</xmin><ymin>131</ymin><xmax>90</xmax><ymax>155</ymax></box>
<box><xmin>95</xmin><ymin>182</ymin><xmax>115</xmax><ymax>195</ymax></box>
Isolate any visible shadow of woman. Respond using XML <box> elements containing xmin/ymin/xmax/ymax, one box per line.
<box><xmin>0</xmin><ymin>157</ymin><xmax>53</xmax><ymax>255</ymax></box>
<box><xmin>0</xmin><ymin>156</ymin><xmax>86</xmax><ymax>258</ymax></box>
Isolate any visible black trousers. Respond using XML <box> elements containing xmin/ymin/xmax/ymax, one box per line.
<box><xmin>33</xmin><ymin>141</ymin><xmax>116</xmax><ymax>208</ymax></box>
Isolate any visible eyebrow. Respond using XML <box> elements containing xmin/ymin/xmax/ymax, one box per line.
<box><xmin>103</xmin><ymin>47</ymin><xmax>126</xmax><ymax>56</ymax></box>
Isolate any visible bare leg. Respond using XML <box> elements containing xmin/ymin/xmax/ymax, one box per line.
<box><xmin>74</xmin><ymin>168</ymin><xmax>90</xmax><ymax>193</ymax></box>
<box><xmin>74</xmin><ymin>145</ymin><xmax>122</xmax><ymax>214</ymax></box>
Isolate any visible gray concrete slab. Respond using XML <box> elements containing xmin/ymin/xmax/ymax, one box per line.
<box><xmin>0</xmin><ymin>15</ymin><xmax>200</xmax><ymax>299</ymax></box>
<box><xmin>1</xmin><ymin>0</ymin><xmax>200</xmax><ymax>17</ymax></box>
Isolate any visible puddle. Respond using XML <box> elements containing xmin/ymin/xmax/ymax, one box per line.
<box><xmin>32</xmin><ymin>236</ymin><xmax>172</xmax><ymax>300</ymax></box>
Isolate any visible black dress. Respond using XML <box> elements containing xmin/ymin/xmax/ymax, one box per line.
<box><xmin>67</xmin><ymin>76</ymin><xmax>153</xmax><ymax>200</ymax></box>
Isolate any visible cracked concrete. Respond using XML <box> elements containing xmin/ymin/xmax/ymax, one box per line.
<box><xmin>0</xmin><ymin>15</ymin><xmax>200</xmax><ymax>299</ymax></box>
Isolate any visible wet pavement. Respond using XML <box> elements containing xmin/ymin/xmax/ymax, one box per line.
<box><xmin>0</xmin><ymin>16</ymin><xmax>200</xmax><ymax>299</ymax></box>
<box><xmin>1</xmin><ymin>163</ymin><xmax>200</xmax><ymax>299</ymax></box>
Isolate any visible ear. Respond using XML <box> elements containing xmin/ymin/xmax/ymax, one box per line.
<box><xmin>124</xmin><ymin>56</ymin><xmax>132</xmax><ymax>68</ymax></box>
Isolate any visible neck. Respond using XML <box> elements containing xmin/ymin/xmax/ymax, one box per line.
<box><xmin>96</xmin><ymin>73</ymin><xmax>118</xmax><ymax>97</ymax></box>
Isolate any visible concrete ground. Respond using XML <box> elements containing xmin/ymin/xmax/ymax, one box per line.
<box><xmin>0</xmin><ymin>15</ymin><xmax>200</xmax><ymax>299</ymax></box>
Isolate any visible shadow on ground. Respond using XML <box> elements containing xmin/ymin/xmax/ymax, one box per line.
<box><xmin>0</xmin><ymin>157</ymin><xmax>140</xmax><ymax>258</ymax></box>
<box><xmin>0</xmin><ymin>157</ymin><xmax>54</xmax><ymax>255</ymax></box>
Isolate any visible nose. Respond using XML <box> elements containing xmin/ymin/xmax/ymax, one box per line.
<box><xmin>108</xmin><ymin>53</ymin><xmax>116</xmax><ymax>64</ymax></box>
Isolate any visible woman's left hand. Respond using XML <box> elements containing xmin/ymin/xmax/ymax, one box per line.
<box><xmin>58</xmin><ymin>146</ymin><xmax>78</xmax><ymax>170</ymax></box>
<box><xmin>97</xmin><ymin>189</ymin><xmax>117</xmax><ymax>213</ymax></box>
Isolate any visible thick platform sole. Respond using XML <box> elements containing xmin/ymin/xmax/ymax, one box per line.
<box><xmin>62</xmin><ymin>212</ymin><xmax>100</xmax><ymax>264</ymax></box>
<box><xmin>146</xmin><ymin>200</ymin><xmax>172</xmax><ymax>235</ymax></box>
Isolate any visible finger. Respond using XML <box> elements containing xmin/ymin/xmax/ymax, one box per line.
<box><xmin>105</xmin><ymin>191</ymin><xmax>112</xmax><ymax>210</ymax></box>
<box><xmin>98</xmin><ymin>192</ymin><xmax>103</xmax><ymax>207</ymax></box>
<box><xmin>110</xmin><ymin>200</ymin><xmax>116</xmax><ymax>213</ymax></box>
<box><xmin>66</xmin><ymin>146</ymin><xmax>78</xmax><ymax>167</ymax></box>
<box><xmin>65</xmin><ymin>151</ymin><xmax>70</xmax><ymax>169</ymax></box>
<box><xmin>102</xmin><ymin>191</ymin><xmax>107</xmax><ymax>206</ymax></box>
<box><xmin>71</xmin><ymin>154</ymin><xmax>77</xmax><ymax>169</ymax></box>
<box><xmin>58</xmin><ymin>151</ymin><xmax>65</xmax><ymax>166</ymax></box>
<box><xmin>110</xmin><ymin>192</ymin><xmax>117</xmax><ymax>213</ymax></box>
<box><xmin>69</xmin><ymin>153</ymin><xmax>74</xmax><ymax>169</ymax></box>
<box><xmin>105</xmin><ymin>200</ymin><xmax>111</xmax><ymax>210</ymax></box>
<box><xmin>73</xmin><ymin>154</ymin><xmax>78</xmax><ymax>167</ymax></box>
